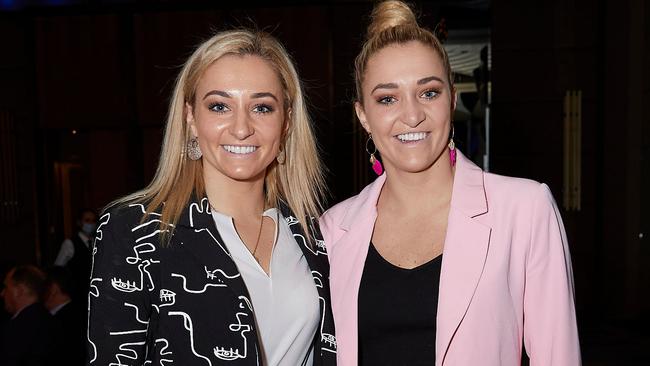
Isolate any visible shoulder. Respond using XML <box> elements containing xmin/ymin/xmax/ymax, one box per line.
<box><xmin>320</xmin><ymin>177</ymin><xmax>383</xmax><ymax>250</ymax></box>
<box><xmin>99</xmin><ymin>203</ymin><xmax>145</xmax><ymax>231</ymax></box>
<box><xmin>96</xmin><ymin>202</ymin><xmax>168</xmax><ymax>246</ymax></box>
<box><xmin>321</xmin><ymin>195</ymin><xmax>356</xmax><ymax>225</ymax></box>
<box><xmin>60</xmin><ymin>237</ymin><xmax>74</xmax><ymax>247</ymax></box>
<box><xmin>16</xmin><ymin>303</ymin><xmax>51</xmax><ymax>325</ymax></box>
<box><xmin>483</xmin><ymin>171</ymin><xmax>556</xmax><ymax>210</ymax></box>
<box><xmin>321</xmin><ymin>177</ymin><xmax>379</xmax><ymax>229</ymax></box>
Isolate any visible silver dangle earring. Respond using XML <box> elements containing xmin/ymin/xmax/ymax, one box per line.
<box><xmin>187</xmin><ymin>136</ymin><xmax>202</xmax><ymax>160</ymax></box>
<box><xmin>276</xmin><ymin>143</ymin><xmax>286</xmax><ymax>164</ymax></box>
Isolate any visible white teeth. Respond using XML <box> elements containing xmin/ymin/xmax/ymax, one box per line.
<box><xmin>397</xmin><ymin>132</ymin><xmax>427</xmax><ymax>142</ymax></box>
<box><xmin>222</xmin><ymin>145</ymin><xmax>257</xmax><ymax>154</ymax></box>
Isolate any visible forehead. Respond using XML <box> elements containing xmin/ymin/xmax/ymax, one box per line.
<box><xmin>196</xmin><ymin>54</ymin><xmax>283</xmax><ymax>93</ymax></box>
<box><xmin>364</xmin><ymin>41</ymin><xmax>447</xmax><ymax>86</ymax></box>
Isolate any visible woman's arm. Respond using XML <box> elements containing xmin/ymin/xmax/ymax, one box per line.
<box><xmin>87</xmin><ymin>210</ymin><xmax>152</xmax><ymax>365</ymax></box>
<box><xmin>523</xmin><ymin>183</ymin><xmax>581</xmax><ymax>365</ymax></box>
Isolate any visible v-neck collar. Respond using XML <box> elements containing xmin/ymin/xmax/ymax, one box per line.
<box><xmin>211</xmin><ymin>208</ymin><xmax>280</xmax><ymax>278</ymax></box>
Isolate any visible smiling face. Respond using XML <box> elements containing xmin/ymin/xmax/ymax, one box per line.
<box><xmin>187</xmin><ymin>54</ymin><xmax>287</xmax><ymax>184</ymax></box>
<box><xmin>356</xmin><ymin>41</ymin><xmax>456</xmax><ymax>174</ymax></box>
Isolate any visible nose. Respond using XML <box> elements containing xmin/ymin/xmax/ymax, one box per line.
<box><xmin>229</xmin><ymin>110</ymin><xmax>255</xmax><ymax>140</ymax></box>
<box><xmin>400</xmin><ymin>96</ymin><xmax>426</xmax><ymax>127</ymax></box>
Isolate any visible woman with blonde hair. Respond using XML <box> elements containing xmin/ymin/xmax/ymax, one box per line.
<box><xmin>88</xmin><ymin>29</ymin><xmax>336</xmax><ymax>366</ymax></box>
<box><xmin>320</xmin><ymin>1</ymin><xmax>580</xmax><ymax>365</ymax></box>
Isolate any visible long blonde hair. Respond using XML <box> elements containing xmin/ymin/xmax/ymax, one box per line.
<box><xmin>113</xmin><ymin>29</ymin><xmax>325</xmax><ymax>241</ymax></box>
<box><xmin>354</xmin><ymin>1</ymin><xmax>454</xmax><ymax>104</ymax></box>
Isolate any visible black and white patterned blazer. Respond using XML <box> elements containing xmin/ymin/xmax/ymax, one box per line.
<box><xmin>87</xmin><ymin>196</ymin><xmax>337</xmax><ymax>365</ymax></box>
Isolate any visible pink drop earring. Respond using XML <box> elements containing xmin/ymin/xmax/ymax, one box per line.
<box><xmin>365</xmin><ymin>134</ymin><xmax>383</xmax><ymax>175</ymax></box>
<box><xmin>448</xmin><ymin>124</ymin><xmax>456</xmax><ymax>166</ymax></box>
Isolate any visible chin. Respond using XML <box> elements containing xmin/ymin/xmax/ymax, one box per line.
<box><xmin>223</xmin><ymin>167</ymin><xmax>267</xmax><ymax>182</ymax></box>
<box><xmin>391</xmin><ymin>160</ymin><xmax>436</xmax><ymax>174</ymax></box>
<box><xmin>401</xmin><ymin>165</ymin><xmax>435</xmax><ymax>174</ymax></box>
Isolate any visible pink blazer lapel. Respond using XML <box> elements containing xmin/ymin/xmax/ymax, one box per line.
<box><xmin>332</xmin><ymin>174</ymin><xmax>385</xmax><ymax>366</ymax></box>
<box><xmin>436</xmin><ymin>152</ymin><xmax>491</xmax><ymax>365</ymax></box>
<box><xmin>340</xmin><ymin>174</ymin><xmax>385</xmax><ymax>231</ymax></box>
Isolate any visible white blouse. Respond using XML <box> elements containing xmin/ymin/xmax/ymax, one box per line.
<box><xmin>211</xmin><ymin>208</ymin><xmax>320</xmax><ymax>366</ymax></box>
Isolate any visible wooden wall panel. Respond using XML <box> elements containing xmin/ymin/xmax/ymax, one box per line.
<box><xmin>35</xmin><ymin>15</ymin><xmax>131</xmax><ymax>129</ymax></box>
<box><xmin>134</xmin><ymin>10</ymin><xmax>223</xmax><ymax>128</ymax></box>
<box><xmin>492</xmin><ymin>0</ymin><xmax>649</xmax><ymax>325</ymax></box>
<box><xmin>87</xmin><ymin>130</ymin><xmax>129</xmax><ymax>209</ymax></box>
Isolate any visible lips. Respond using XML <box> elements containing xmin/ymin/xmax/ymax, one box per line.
<box><xmin>222</xmin><ymin>145</ymin><xmax>258</xmax><ymax>154</ymax></box>
<box><xmin>396</xmin><ymin>132</ymin><xmax>429</xmax><ymax>142</ymax></box>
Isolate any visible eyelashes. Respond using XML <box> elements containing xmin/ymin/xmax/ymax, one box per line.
<box><xmin>208</xmin><ymin>102</ymin><xmax>230</xmax><ymax>113</ymax></box>
<box><xmin>252</xmin><ymin>104</ymin><xmax>274</xmax><ymax>114</ymax></box>
<box><xmin>374</xmin><ymin>89</ymin><xmax>442</xmax><ymax>105</ymax></box>
<box><xmin>421</xmin><ymin>89</ymin><xmax>440</xmax><ymax>99</ymax></box>
<box><xmin>377</xmin><ymin>96</ymin><xmax>397</xmax><ymax>105</ymax></box>
<box><xmin>207</xmin><ymin>102</ymin><xmax>275</xmax><ymax>114</ymax></box>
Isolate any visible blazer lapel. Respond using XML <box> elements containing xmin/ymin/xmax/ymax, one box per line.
<box><xmin>174</xmin><ymin>196</ymin><xmax>252</xmax><ymax>301</ymax></box>
<box><xmin>279</xmin><ymin>203</ymin><xmax>337</xmax><ymax>362</ymax></box>
<box><xmin>436</xmin><ymin>152</ymin><xmax>491</xmax><ymax>365</ymax></box>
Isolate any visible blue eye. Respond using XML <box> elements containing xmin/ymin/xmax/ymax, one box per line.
<box><xmin>377</xmin><ymin>96</ymin><xmax>397</xmax><ymax>105</ymax></box>
<box><xmin>421</xmin><ymin>90</ymin><xmax>440</xmax><ymax>99</ymax></box>
<box><xmin>253</xmin><ymin>104</ymin><xmax>274</xmax><ymax>114</ymax></box>
<box><xmin>209</xmin><ymin>103</ymin><xmax>230</xmax><ymax>113</ymax></box>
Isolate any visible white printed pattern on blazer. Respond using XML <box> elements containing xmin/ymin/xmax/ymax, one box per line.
<box><xmin>87</xmin><ymin>196</ymin><xmax>337</xmax><ymax>366</ymax></box>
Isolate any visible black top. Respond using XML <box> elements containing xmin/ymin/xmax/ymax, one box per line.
<box><xmin>358</xmin><ymin>242</ymin><xmax>442</xmax><ymax>366</ymax></box>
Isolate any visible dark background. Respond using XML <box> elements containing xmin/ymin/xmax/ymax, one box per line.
<box><xmin>0</xmin><ymin>0</ymin><xmax>648</xmax><ymax>364</ymax></box>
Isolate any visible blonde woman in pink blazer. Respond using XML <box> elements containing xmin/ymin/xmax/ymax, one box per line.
<box><xmin>319</xmin><ymin>1</ymin><xmax>581</xmax><ymax>365</ymax></box>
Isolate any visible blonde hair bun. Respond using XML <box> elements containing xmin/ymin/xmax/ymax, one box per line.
<box><xmin>367</xmin><ymin>1</ymin><xmax>419</xmax><ymax>39</ymax></box>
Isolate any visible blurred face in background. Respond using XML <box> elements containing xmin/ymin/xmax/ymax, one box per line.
<box><xmin>1</xmin><ymin>270</ymin><xmax>19</xmax><ymax>315</ymax></box>
<box><xmin>356</xmin><ymin>41</ymin><xmax>456</xmax><ymax>174</ymax></box>
<box><xmin>79</xmin><ymin>210</ymin><xmax>98</xmax><ymax>236</ymax></box>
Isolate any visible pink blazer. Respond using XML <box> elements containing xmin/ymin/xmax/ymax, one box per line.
<box><xmin>320</xmin><ymin>151</ymin><xmax>581</xmax><ymax>366</ymax></box>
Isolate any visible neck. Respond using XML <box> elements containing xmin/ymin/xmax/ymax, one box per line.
<box><xmin>203</xmin><ymin>169</ymin><xmax>267</xmax><ymax>219</ymax></box>
<box><xmin>380</xmin><ymin>151</ymin><xmax>454</xmax><ymax>213</ymax></box>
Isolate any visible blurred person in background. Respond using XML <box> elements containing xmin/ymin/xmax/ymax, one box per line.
<box><xmin>54</xmin><ymin>208</ymin><xmax>97</xmax><ymax>303</ymax></box>
<box><xmin>0</xmin><ymin>265</ymin><xmax>55</xmax><ymax>366</ymax></box>
<box><xmin>45</xmin><ymin>266</ymin><xmax>86</xmax><ymax>365</ymax></box>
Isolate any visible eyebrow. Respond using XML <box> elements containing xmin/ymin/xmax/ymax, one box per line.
<box><xmin>370</xmin><ymin>76</ymin><xmax>445</xmax><ymax>94</ymax></box>
<box><xmin>202</xmin><ymin>90</ymin><xmax>279</xmax><ymax>102</ymax></box>
<box><xmin>251</xmin><ymin>92</ymin><xmax>278</xmax><ymax>102</ymax></box>
<box><xmin>203</xmin><ymin>90</ymin><xmax>231</xmax><ymax>100</ymax></box>
<box><xmin>417</xmin><ymin>76</ymin><xmax>444</xmax><ymax>85</ymax></box>
<box><xmin>371</xmin><ymin>83</ymin><xmax>398</xmax><ymax>94</ymax></box>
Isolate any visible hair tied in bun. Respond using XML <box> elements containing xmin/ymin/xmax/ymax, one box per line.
<box><xmin>366</xmin><ymin>0</ymin><xmax>419</xmax><ymax>40</ymax></box>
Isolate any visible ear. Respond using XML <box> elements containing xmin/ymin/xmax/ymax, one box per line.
<box><xmin>283</xmin><ymin>108</ymin><xmax>292</xmax><ymax>138</ymax></box>
<box><xmin>451</xmin><ymin>88</ymin><xmax>458</xmax><ymax>112</ymax></box>
<box><xmin>354</xmin><ymin>101</ymin><xmax>371</xmax><ymax>134</ymax></box>
<box><xmin>185</xmin><ymin>102</ymin><xmax>198</xmax><ymax>137</ymax></box>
